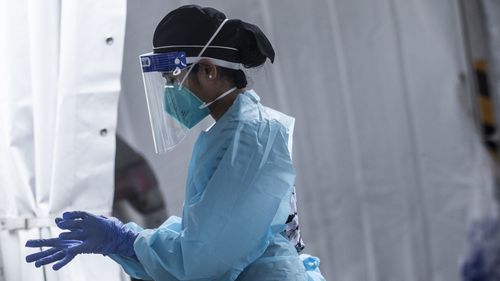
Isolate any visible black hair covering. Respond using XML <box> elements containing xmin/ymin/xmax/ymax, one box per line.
<box><xmin>153</xmin><ymin>5</ymin><xmax>275</xmax><ymax>68</ymax></box>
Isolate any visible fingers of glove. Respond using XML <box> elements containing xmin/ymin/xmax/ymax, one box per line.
<box><xmin>66</xmin><ymin>242</ymin><xmax>88</xmax><ymax>256</ymax></box>
<box><xmin>34</xmin><ymin>250</ymin><xmax>66</xmax><ymax>268</ymax></box>
<box><xmin>26</xmin><ymin>247</ymin><xmax>60</xmax><ymax>263</ymax></box>
<box><xmin>59</xmin><ymin>230</ymin><xmax>85</xmax><ymax>241</ymax></box>
<box><xmin>62</xmin><ymin>211</ymin><xmax>89</xmax><ymax>220</ymax></box>
<box><xmin>25</xmin><ymin>238</ymin><xmax>60</xmax><ymax>248</ymax></box>
<box><xmin>56</xmin><ymin>218</ymin><xmax>84</xmax><ymax>230</ymax></box>
<box><xmin>52</xmin><ymin>252</ymin><xmax>76</xmax><ymax>271</ymax></box>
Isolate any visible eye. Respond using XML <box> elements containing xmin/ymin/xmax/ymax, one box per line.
<box><xmin>162</xmin><ymin>73</ymin><xmax>176</xmax><ymax>84</ymax></box>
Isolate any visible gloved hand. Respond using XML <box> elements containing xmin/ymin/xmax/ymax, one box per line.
<box><xmin>461</xmin><ymin>217</ymin><xmax>500</xmax><ymax>281</ymax></box>
<box><xmin>25</xmin><ymin>238</ymin><xmax>84</xmax><ymax>270</ymax></box>
<box><xmin>25</xmin><ymin>211</ymin><xmax>138</xmax><ymax>270</ymax></box>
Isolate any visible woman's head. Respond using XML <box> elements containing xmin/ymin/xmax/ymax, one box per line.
<box><xmin>139</xmin><ymin>5</ymin><xmax>275</xmax><ymax>152</ymax></box>
<box><xmin>152</xmin><ymin>5</ymin><xmax>275</xmax><ymax>105</ymax></box>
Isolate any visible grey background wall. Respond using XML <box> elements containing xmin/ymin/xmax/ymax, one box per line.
<box><xmin>117</xmin><ymin>1</ymin><xmax>497</xmax><ymax>280</ymax></box>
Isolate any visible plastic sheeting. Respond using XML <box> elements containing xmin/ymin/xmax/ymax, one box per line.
<box><xmin>117</xmin><ymin>0</ymin><xmax>497</xmax><ymax>280</ymax></box>
<box><xmin>0</xmin><ymin>1</ymin><xmax>126</xmax><ymax>280</ymax></box>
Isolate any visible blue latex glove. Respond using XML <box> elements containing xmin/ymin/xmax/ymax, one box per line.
<box><xmin>461</xmin><ymin>217</ymin><xmax>500</xmax><ymax>281</ymax></box>
<box><xmin>25</xmin><ymin>238</ymin><xmax>84</xmax><ymax>270</ymax></box>
<box><xmin>25</xmin><ymin>211</ymin><xmax>138</xmax><ymax>270</ymax></box>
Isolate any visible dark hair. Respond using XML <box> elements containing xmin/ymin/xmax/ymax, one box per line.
<box><xmin>191</xmin><ymin>64</ymin><xmax>248</xmax><ymax>89</ymax></box>
<box><xmin>153</xmin><ymin>5</ymin><xmax>275</xmax><ymax>86</ymax></box>
<box><xmin>157</xmin><ymin>5</ymin><xmax>276</xmax><ymax>89</ymax></box>
<box><xmin>218</xmin><ymin>67</ymin><xmax>247</xmax><ymax>89</ymax></box>
<box><xmin>226</xmin><ymin>19</ymin><xmax>275</xmax><ymax>68</ymax></box>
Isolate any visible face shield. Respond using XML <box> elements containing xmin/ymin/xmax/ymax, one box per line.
<box><xmin>141</xmin><ymin>18</ymin><xmax>237</xmax><ymax>154</ymax></box>
<box><xmin>140</xmin><ymin>51</ymin><xmax>210</xmax><ymax>153</ymax></box>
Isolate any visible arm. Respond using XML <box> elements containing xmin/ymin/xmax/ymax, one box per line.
<box><xmin>109</xmin><ymin>217</ymin><xmax>183</xmax><ymax>280</ymax></box>
<box><xmin>25</xmin><ymin>121</ymin><xmax>294</xmax><ymax>281</ymax></box>
<box><xmin>25</xmin><ymin>212</ymin><xmax>138</xmax><ymax>270</ymax></box>
<box><xmin>133</xmin><ymin>121</ymin><xmax>295</xmax><ymax>280</ymax></box>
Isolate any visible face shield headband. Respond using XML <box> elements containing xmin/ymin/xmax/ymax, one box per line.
<box><xmin>139</xmin><ymin>18</ymin><xmax>241</xmax><ymax>153</ymax></box>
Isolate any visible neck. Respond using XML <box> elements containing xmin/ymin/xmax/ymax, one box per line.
<box><xmin>209</xmin><ymin>88</ymin><xmax>246</xmax><ymax>120</ymax></box>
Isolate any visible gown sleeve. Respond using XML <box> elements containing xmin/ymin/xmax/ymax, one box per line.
<box><xmin>112</xmin><ymin>120</ymin><xmax>296</xmax><ymax>281</ymax></box>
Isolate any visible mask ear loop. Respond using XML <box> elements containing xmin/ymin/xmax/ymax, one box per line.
<box><xmin>178</xmin><ymin>18</ymin><xmax>230</xmax><ymax>90</ymax></box>
<box><xmin>199</xmin><ymin>86</ymin><xmax>237</xmax><ymax>109</ymax></box>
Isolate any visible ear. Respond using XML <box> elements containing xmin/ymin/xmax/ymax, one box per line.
<box><xmin>197</xmin><ymin>59</ymin><xmax>218</xmax><ymax>81</ymax></box>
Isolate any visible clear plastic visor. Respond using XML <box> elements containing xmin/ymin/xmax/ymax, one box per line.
<box><xmin>140</xmin><ymin>51</ymin><xmax>193</xmax><ymax>154</ymax></box>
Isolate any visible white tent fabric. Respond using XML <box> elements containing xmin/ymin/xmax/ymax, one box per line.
<box><xmin>482</xmin><ymin>0</ymin><xmax>500</xmax><ymax>134</ymax></box>
<box><xmin>117</xmin><ymin>1</ymin><xmax>497</xmax><ymax>281</ymax></box>
<box><xmin>0</xmin><ymin>1</ymin><xmax>126</xmax><ymax>280</ymax></box>
<box><xmin>0</xmin><ymin>0</ymin><xmax>495</xmax><ymax>280</ymax></box>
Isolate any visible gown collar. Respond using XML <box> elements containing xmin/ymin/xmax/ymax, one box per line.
<box><xmin>203</xmin><ymin>89</ymin><xmax>260</xmax><ymax>133</ymax></box>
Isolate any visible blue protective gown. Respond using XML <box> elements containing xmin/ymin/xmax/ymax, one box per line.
<box><xmin>110</xmin><ymin>90</ymin><xmax>325</xmax><ymax>281</ymax></box>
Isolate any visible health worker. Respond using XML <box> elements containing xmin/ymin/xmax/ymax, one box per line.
<box><xmin>25</xmin><ymin>5</ymin><xmax>326</xmax><ymax>281</ymax></box>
